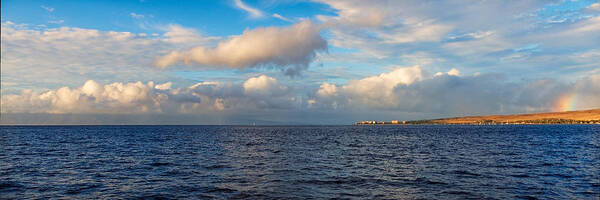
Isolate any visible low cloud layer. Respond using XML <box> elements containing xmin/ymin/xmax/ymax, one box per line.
<box><xmin>154</xmin><ymin>21</ymin><xmax>327</xmax><ymax>76</ymax></box>
<box><xmin>1</xmin><ymin>75</ymin><xmax>297</xmax><ymax>115</ymax></box>
<box><xmin>308</xmin><ymin>66</ymin><xmax>600</xmax><ymax>115</ymax></box>
<box><xmin>3</xmin><ymin>67</ymin><xmax>599</xmax><ymax>124</ymax></box>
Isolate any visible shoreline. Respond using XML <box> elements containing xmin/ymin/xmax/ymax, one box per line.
<box><xmin>355</xmin><ymin>109</ymin><xmax>600</xmax><ymax>125</ymax></box>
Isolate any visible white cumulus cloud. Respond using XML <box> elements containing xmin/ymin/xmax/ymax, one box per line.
<box><xmin>154</xmin><ymin>20</ymin><xmax>327</xmax><ymax>76</ymax></box>
<box><xmin>243</xmin><ymin>75</ymin><xmax>288</xmax><ymax>96</ymax></box>
<box><xmin>311</xmin><ymin>65</ymin><xmax>424</xmax><ymax>109</ymax></box>
<box><xmin>1</xmin><ymin>80</ymin><xmax>165</xmax><ymax>114</ymax></box>
<box><xmin>1</xmin><ymin>75</ymin><xmax>298</xmax><ymax>114</ymax></box>
<box><xmin>308</xmin><ymin>66</ymin><xmax>600</xmax><ymax>115</ymax></box>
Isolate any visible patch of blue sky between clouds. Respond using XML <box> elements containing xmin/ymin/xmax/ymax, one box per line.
<box><xmin>514</xmin><ymin>44</ymin><xmax>542</xmax><ymax>53</ymax></box>
<box><xmin>536</xmin><ymin>0</ymin><xmax>597</xmax><ymax>24</ymax></box>
<box><xmin>0</xmin><ymin>0</ymin><xmax>333</xmax><ymax>36</ymax></box>
<box><xmin>328</xmin><ymin>46</ymin><xmax>360</xmax><ymax>54</ymax></box>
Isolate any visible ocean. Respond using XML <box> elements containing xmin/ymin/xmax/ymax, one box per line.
<box><xmin>1</xmin><ymin>125</ymin><xmax>599</xmax><ymax>199</ymax></box>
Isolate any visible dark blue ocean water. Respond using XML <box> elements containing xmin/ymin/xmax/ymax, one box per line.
<box><xmin>1</xmin><ymin>125</ymin><xmax>599</xmax><ymax>199</ymax></box>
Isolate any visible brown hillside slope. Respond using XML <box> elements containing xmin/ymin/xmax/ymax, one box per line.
<box><xmin>427</xmin><ymin>109</ymin><xmax>600</xmax><ymax>124</ymax></box>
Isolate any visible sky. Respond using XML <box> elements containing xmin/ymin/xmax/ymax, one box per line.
<box><xmin>1</xmin><ymin>0</ymin><xmax>599</xmax><ymax>125</ymax></box>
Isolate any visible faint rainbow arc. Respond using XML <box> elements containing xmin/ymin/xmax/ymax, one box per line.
<box><xmin>553</xmin><ymin>92</ymin><xmax>578</xmax><ymax>112</ymax></box>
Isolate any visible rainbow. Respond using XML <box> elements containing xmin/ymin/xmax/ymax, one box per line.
<box><xmin>553</xmin><ymin>92</ymin><xmax>578</xmax><ymax>112</ymax></box>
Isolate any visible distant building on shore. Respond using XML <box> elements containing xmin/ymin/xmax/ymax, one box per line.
<box><xmin>355</xmin><ymin>120</ymin><xmax>377</xmax><ymax>125</ymax></box>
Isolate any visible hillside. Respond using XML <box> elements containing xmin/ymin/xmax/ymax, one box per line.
<box><xmin>411</xmin><ymin>109</ymin><xmax>600</xmax><ymax>124</ymax></box>
<box><xmin>356</xmin><ymin>109</ymin><xmax>600</xmax><ymax>125</ymax></box>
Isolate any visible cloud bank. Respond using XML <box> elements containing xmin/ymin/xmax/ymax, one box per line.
<box><xmin>1</xmin><ymin>75</ymin><xmax>297</xmax><ymax>115</ymax></box>
<box><xmin>3</xmin><ymin>67</ymin><xmax>599</xmax><ymax>124</ymax></box>
<box><xmin>154</xmin><ymin>21</ymin><xmax>327</xmax><ymax>76</ymax></box>
<box><xmin>308</xmin><ymin>66</ymin><xmax>600</xmax><ymax>115</ymax></box>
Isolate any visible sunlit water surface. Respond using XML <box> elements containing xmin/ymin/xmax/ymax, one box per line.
<box><xmin>1</xmin><ymin>125</ymin><xmax>599</xmax><ymax>199</ymax></box>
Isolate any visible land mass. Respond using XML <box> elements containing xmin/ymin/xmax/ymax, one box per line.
<box><xmin>356</xmin><ymin>109</ymin><xmax>600</xmax><ymax>125</ymax></box>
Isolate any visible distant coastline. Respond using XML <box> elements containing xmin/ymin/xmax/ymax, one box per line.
<box><xmin>356</xmin><ymin>109</ymin><xmax>600</xmax><ymax>125</ymax></box>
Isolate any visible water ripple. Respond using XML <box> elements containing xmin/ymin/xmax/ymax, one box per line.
<box><xmin>1</xmin><ymin>125</ymin><xmax>599</xmax><ymax>199</ymax></box>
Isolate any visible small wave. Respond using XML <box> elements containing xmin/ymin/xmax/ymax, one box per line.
<box><xmin>441</xmin><ymin>190</ymin><xmax>474</xmax><ymax>196</ymax></box>
<box><xmin>272</xmin><ymin>169</ymin><xmax>300</xmax><ymax>174</ymax></box>
<box><xmin>515</xmin><ymin>195</ymin><xmax>538</xmax><ymax>200</ymax></box>
<box><xmin>245</xmin><ymin>142</ymin><xmax>262</xmax><ymax>146</ymax></box>
<box><xmin>414</xmin><ymin>177</ymin><xmax>448</xmax><ymax>185</ymax></box>
<box><xmin>164</xmin><ymin>170</ymin><xmax>182</xmax><ymax>175</ymax></box>
<box><xmin>338</xmin><ymin>192</ymin><xmax>366</xmax><ymax>197</ymax></box>
<box><xmin>510</xmin><ymin>164</ymin><xmax>527</xmax><ymax>169</ymax></box>
<box><xmin>347</xmin><ymin>143</ymin><xmax>363</xmax><ymax>148</ymax></box>
<box><xmin>0</xmin><ymin>181</ymin><xmax>25</xmax><ymax>192</ymax></box>
<box><xmin>204</xmin><ymin>187</ymin><xmax>237</xmax><ymax>193</ymax></box>
<box><xmin>131</xmin><ymin>193</ymin><xmax>176</xmax><ymax>200</ymax></box>
<box><xmin>540</xmin><ymin>173</ymin><xmax>573</xmax><ymax>179</ymax></box>
<box><xmin>149</xmin><ymin>162</ymin><xmax>170</xmax><ymax>167</ymax></box>
<box><xmin>510</xmin><ymin>174</ymin><xmax>530</xmax><ymax>178</ymax></box>
<box><xmin>452</xmin><ymin>170</ymin><xmax>482</xmax><ymax>177</ymax></box>
<box><xmin>203</xmin><ymin>164</ymin><xmax>231</xmax><ymax>170</ymax></box>
<box><xmin>295</xmin><ymin>177</ymin><xmax>368</xmax><ymax>185</ymax></box>
<box><xmin>65</xmin><ymin>183</ymin><xmax>102</xmax><ymax>195</ymax></box>
<box><xmin>230</xmin><ymin>192</ymin><xmax>268</xmax><ymax>199</ymax></box>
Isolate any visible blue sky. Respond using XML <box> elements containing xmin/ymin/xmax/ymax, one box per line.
<box><xmin>1</xmin><ymin>1</ymin><xmax>332</xmax><ymax>35</ymax></box>
<box><xmin>1</xmin><ymin>0</ymin><xmax>599</xmax><ymax>124</ymax></box>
